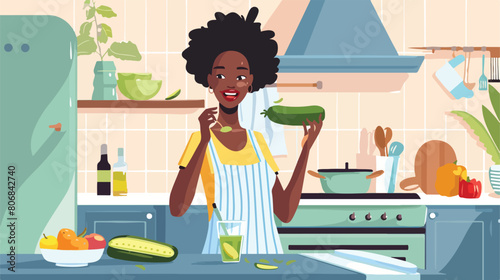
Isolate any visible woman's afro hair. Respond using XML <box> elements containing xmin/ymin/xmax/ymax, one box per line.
<box><xmin>182</xmin><ymin>7</ymin><xmax>279</xmax><ymax>92</ymax></box>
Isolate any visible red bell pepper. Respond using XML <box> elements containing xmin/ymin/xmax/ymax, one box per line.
<box><xmin>459</xmin><ymin>177</ymin><xmax>481</xmax><ymax>198</ymax></box>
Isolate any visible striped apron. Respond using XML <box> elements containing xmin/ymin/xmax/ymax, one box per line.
<box><xmin>202</xmin><ymin>130</ymin><xmax>283</xmax><ymax>254</ymax></box>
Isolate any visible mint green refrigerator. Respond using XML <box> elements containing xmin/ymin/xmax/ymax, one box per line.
<box><xmin>0</xmin><ymin>16</ymin><xmax>77</xmax><ymax>254</ymax></box>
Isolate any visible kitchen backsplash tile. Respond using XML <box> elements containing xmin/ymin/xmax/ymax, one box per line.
<box><xmin>147</xmin><ymin>114</ymin><xmax>167</xmax><ymax>130</ymax></box>
<box><xmin>337</xmin><ymin>131</ymin><xmax>359</xmax><ymax>168</ymax></box>
<box><xmin>147</xmin><ymin>172</ymin><xmax>168</xmax><ymax>193</ymax></box>
<box><xmin>360</xmin><ymin>91</ymin><xmax>404</xmax><ymax>130</ymax></box>
<box><xmin>125</xmin><ymin>114</ymin><xmax>146</xmax><ymax>130</ymax></box>
<box><xmin>337</xmin><ymin>93</ymin><xmax>359</xmax><ymax>129</ymax></box>
<box><xmin>467</xmin><ymin>0</ymin><xmax>500</xmax><ymax>46</ymax></box>
<box><xmin>78</xmin><ymin>172</ymin><xmax>86</xmax><ymax>193</ymax></box>
<box><xmin>107</xmin><ymin>114</ymin><xmax>125</xmax><ymax>130</ymax></box>
<box><xmin>167</xmin><ymin>0</ymin><xmax>187</xmax><ymax>52</ymax></box>
<box><xmin>128</xmin><ymin>172</ymin><xmax>146</xmax><ymax>193</ymax></box>
<box><xmin>125</xmin><ymin>131</ymin><xmax>146</xmax><ymax>170</ymax></box>
<box><xmin>8</xmin><ymin>0</ymin><xmax>491</xmax><ymax>193</ymax></box>
<box><xmin>124</xmin><ymin>0</ymin><xmax>146</xmax><ymax>52</ymax></box>
<box><xmin>147</xmin><ymin>131</ymin><xmax>167</xmax><ymax>170</ymax></box>
<box><xmin>426</xmin><ymin>0</ymin><xmax>466</xmax><ymax>46</ymax></box>
<box><xmin>147</xmin><ymin>0</ymin><xmax>167</xmax><ymax>52</ymax></box>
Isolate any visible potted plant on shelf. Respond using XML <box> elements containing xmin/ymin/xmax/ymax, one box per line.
<box><xmin>77</xmin><ymin>0</ymin><xmax>142</xmax><ymax>100</ymax></box>
<box><xmin>450</xmin><ymin>85</ymin><xmax>500</xmax><ymax>195</ymax></box>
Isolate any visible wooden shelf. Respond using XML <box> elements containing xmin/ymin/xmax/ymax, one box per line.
<box><xmin>77</xmin><ymin>99</ymin><xmax>205</xmax><ymax>114</ymax></box>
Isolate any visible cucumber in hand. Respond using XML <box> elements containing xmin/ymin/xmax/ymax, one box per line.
<box><xmin>261</xmin><ymin>105</ymin><xmax>325</xmax><ymax>126</ymax></box>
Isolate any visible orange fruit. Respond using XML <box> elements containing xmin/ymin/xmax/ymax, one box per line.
<box><xmin>71</xmin><ymin>237</ymin><xmax>89</xmax><ymax>250</ymax></box>
<box><xmin>57</xmin><ymin>228</ymin><xmax>77</xmax><ymax>250</ymax></box>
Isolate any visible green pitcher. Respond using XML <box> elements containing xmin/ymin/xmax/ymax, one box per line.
<box><xmin>92</xmin><ymin>61</ymin><xmax>117</xmax><ymax>100</ymax></box>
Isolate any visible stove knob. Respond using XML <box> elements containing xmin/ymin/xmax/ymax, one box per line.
<box><xmin>365</xmin><ymin>213</ymin><xmax>372</xmax><ymax>221</ymax></box>
<box><xmin>396</xmin><ymin>214</ymin><xmax>403</xmax><ymax>221</ymax></box>
<box><xmin>381</xmin><ymin>212</ymin><xmax>387</xmax><ymax>220</ymax></box>
<box><xmin>349</xmin><ymin>213</ymin><xmax>356</xmax><ymax>221</ymax></box>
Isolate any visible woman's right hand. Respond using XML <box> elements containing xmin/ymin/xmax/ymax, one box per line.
<box><xmin>199</xmin><ymin>107</ymin><xmax>217</xmax><ymax>143</ymax></box>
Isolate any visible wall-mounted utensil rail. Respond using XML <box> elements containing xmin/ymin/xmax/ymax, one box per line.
<box><xmin>268</xmin><ymin>81</ymin><xmax>323</xmax><ymax>89</ymax></box>
<box><xmin>411</xmin><ymin>46</ymin><xmax>500</xmax><ymax>82</ymax></box>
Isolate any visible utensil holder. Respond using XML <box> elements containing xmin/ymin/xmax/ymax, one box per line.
<box><xmin>376</xmin><ymin>156</ymin><xmax>395</xmax><ymax>193</ymax></box>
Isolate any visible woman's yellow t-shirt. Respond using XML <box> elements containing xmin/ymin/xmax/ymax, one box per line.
<box><xmin>178</xmin><ymin>130</ymin><xmax>279</xmax><ymax>220</ymax></box>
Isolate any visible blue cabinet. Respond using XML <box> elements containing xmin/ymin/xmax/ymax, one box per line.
<box><xmin>78</xmin><ymin>205</ymin><xmax>208</xmax><ymax>253</ymax></box>
<box><xmin>426</xmin><ymin>206</ymin><xmax>500</xmax><ymax>280</ymax></box>
<box><xmin>77</xmin><ymin>206</ymin><xmax>166</xmax><ymax>245</ymax></box>
<box><xmin>165</xmin><ymin>205</ymin><xmax>208</xmax><ymax>253</ymax></box>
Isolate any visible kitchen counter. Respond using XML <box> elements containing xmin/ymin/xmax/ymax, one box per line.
<box><xmin>1</xmin><ymin>254</ymin><xmax>445</xmax><ymax>280</ymax></box>
<box><xmin>78</xmin><ymin>192</ymin><xmax>500</xmax><ymax>205</ymax></box>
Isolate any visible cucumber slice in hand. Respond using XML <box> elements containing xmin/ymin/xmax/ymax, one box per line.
<box><xmin>220</xmin><ymin>126</ymin><xmax>232</xmax><ymax>133</ymax></box>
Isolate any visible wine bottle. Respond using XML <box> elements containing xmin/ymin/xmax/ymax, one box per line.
<box><xmin>97</xmin><ymin>144</ymin><xmax>111</xmax><ymax>195</ymax></box>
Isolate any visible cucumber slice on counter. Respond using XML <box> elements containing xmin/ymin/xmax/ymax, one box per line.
<box><xmin>286</xmin><ymin>260</ymin><xmax>296</xmax><ymax>265</ymax></box>
<box><xmin>255</xmin><ymin>263</ymin><xmax>279</xmax><ymax>270</ymax></box>
<box><xmin>259</xmin><ymin>259</ymin><xmax>270</xmax><ymax>264</ymax></box>
<box><xmin>273</xmin><ymin>259</ymin><xmax>283</xmax><ymax>264</ymax></box>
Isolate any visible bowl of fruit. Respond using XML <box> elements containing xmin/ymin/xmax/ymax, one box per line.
<box><xmin>40</xmin><ymin>228</ymin><xmax>107</xmax><ymax>267</ymax></box>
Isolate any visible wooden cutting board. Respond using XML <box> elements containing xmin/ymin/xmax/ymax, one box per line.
<box><xmin>400</xmin><ymin>140</ymin><xmax>457</xmax><ymax>194</ymax></box>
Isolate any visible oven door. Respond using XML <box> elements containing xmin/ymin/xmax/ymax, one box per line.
<box><xmin>278</xmin><ymin>229</ymin><xmax>425</xmax><ymax>269</ymax></box>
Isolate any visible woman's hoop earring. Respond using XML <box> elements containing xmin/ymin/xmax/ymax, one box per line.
<box><xmin>208</xmin><ymin>87</ymin><xmax>214</xmax><ymax>94</ymax></box>
<box><xmin>248</xmin><ymin>85</ymin><xmax>253</xmax><ymax>93</ymax></box>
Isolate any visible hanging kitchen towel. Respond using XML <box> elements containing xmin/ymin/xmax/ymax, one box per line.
<box><xmin>434</xmin><ymin>55</ymin><xmax>474</xmax><ymax>99</ymax></box>
<box><xmin>238</xmin><ymin>86</ymin><xmax>287</xmax><ymax>156</ymax></box>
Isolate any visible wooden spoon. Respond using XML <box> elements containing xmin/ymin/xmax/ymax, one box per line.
<box><xmin>384</xmin><ymin>127</ymin><xmax>392</xmax><ymax>157</ymax></box>
<box><xmin>464</xmin><ymin>51</ymin><xmax>476</xmax><ymax>90</ymax></box>
<box><xmin>308</xmin><ymin>170</ymin><xmax>326</xmax><ymax>179</ymax></box>
<box><xmin>374</xmin><ymin>126</ymin><xmax>386</xmax><ymax>156</ymax></box>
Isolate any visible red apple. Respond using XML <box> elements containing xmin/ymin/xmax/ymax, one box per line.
<box><xmin>84</xmin><ymin>233</ymin><xmax>107</xmax><ymax>249</ymax></box>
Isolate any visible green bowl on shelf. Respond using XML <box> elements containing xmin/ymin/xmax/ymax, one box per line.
<box><xmin>117</xmin><ymin>73</ymin><xmax>152</xmax><ymax>81</ymax></box>
<box><xmin>117</xmin><ymin>72</ymin><xmax>162</xmax><ymax>100</ymax></box>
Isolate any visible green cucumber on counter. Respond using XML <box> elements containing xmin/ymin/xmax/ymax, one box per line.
<box><xmin>261</xmin><ymin>105</ymin><xmax>325</xmax><ymax>126</ymax></box>
<box><xmin>107</xmin><ymin>235</ymin><xmax>178</xmax><ymax>262</ymax></box>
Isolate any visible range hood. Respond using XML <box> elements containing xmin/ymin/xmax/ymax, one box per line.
<box><xmin>264</xmin><ymin>0</ymin><xmax>424</xmax><ymax>92</ymax></box>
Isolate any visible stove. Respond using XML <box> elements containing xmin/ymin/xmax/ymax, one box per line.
<box><xmin>277</xmin><ymin>193</ymin><xmax>427</xmax><ymax>268</ymax></box>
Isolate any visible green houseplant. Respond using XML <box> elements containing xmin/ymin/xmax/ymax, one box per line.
<box><xmin>450</xmin><ymin>85</ymin><xmax>500</xmax><ymax>194</ymax></box>
<box><xmin>77</xmin><ymin>0</ymin><xmax>142</xmax><ymax>100</ymax></box>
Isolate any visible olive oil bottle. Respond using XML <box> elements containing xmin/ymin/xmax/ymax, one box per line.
<box><xmin>113</xmin><ymin>148</ymin><xmax>128</xmax><ymax>196</ymax></box>
<box><xmin>97</xmin><ymin>144</ymin><xmax>111</xmax><ymax>195</ymax></box>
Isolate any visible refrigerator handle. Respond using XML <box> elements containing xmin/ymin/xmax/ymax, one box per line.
<box><xmin>49</xmin><ymin>123</ymin><xmax>62</xmax><ymax>132</ymax></box>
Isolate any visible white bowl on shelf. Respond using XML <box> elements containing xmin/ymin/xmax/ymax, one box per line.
<box><xmin>40</xmin><ymin>248</ymin><xmax>104</xmax><ymax>267</ymax></box>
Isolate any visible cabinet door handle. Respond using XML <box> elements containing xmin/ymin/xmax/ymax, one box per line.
<box><xmin>49</xmin><ymin>123</ymin><xmax>62</xmax><ymax>131</ymax></box>
<box><xmin>146</xmin><ymin>213</ymin><xmax>153</xmax><ymax>220</ymax></box>
<box><xmin>429</xmin><ymin>212</ymin><xmax>436</xmax><ymax>219</ymax></box>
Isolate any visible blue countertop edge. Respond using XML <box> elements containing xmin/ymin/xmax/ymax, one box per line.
<box><xmin>0</xmin><ymin>254</ymin><xmax>445</xmax><ymax>280</ymax></box>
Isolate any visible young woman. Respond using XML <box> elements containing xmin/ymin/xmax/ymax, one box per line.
<box><xmin>170</xmin><ymin>7</ymin><xmax>322</xmax><ymax>254</ymax></box>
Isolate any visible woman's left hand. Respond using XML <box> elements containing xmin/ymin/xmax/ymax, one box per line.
<box><xmin>301</xmin><ymin>113</ymin><xmax>323</xmax><ymax>150</ymax></box>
